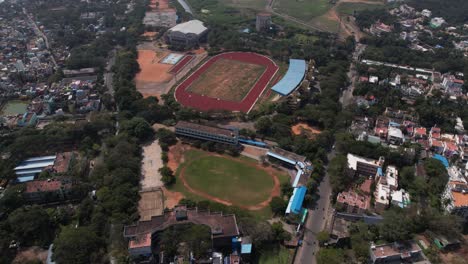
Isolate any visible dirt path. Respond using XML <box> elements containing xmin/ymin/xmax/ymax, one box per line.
<box><xmin>178</xmin><ymin>153</ymin><xmax>281</xmax><ymax>210</ymax></box>
<box><xmin>322</xmin><ymin>0</ymin><xmax>384</xmax><ymax>40</ymax></box>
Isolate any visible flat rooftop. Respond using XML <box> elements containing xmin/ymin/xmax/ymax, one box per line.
<box><xmin>175</xmin><ymin>121</ymin><xmax>237</xmax><ymax>138</ymax></box>
<box><xmin>347</xmin><ymin>153</ymin><xmax>382</xmax><ymax>170</ymax></box>
<box><xmin>372</xmin><ymin>241</ymin><xmax>421</xmax><ymax>259</ymax></box>
<box><xmin>124</xmin><ymin>207</ymin><xmax>239</xmax><ymax>239</ymax></box>
<box><xmin>269</xmin><ymin>147</ymin><xmax>307</xmax><ymax>164</ymax></box>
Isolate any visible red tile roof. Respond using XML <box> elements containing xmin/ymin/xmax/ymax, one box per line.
<box><xmin>24</xmin><ymin>179</ymin><xmax>72</xmax><ymax>193</ymax></box>
<box><xmin>129</xmin><ymin>233</ymin><xmax>151</xmax><ymax>249</ymax></box>
<box><xmin>360</xmin><ymin>179</ymin><xmax>373</xmax><ymax>194</ymax></box>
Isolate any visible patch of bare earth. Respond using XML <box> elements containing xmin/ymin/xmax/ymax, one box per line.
<box><xmin>13</xmin><ymin>247</ymin><xmax>47</xmax><ymax>264</ymax></box>
<box><xmin>187</xmin><ymin>59</ymin><xmax>266</xmax><ymax>102</ymax></box>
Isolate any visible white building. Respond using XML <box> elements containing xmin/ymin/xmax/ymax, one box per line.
<box><xmin>166</xmin><ymin>20</ymin><xmax>208</xmax><ymax>48</ymax></box>
<box><xmin>430</xmin><ymin>17</ymin><xmax>446</xmax><ymax>28</ymax></box>
<box><xmin>387</xmin><ymin>127</ymin><xmax>404</xmax><ymax>145</ymax></box>
<box><xmin>421</xmin><ymin>9</ymin><xmax>432</xmax><ymax>18</ymax></box>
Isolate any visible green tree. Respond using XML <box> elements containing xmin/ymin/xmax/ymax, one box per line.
<box><xmin>159</xmin><ymin>166</ymin><xmax>175</xmax><ymax>185</ymax></box>
<box><xmin>120</xmin><ymin>117</ymin><xmax>154</xmax><ymax>142</ymax></box>
<box><xmin>316</xmin><ymin>230</ymin><xmax>330</xmax><ymax>244</ymax></box>
<box><xmin>255</xmin><ymin>116</ymin><xmax>273</xmax><ymax>135</ymax></box>
<box><xmin>269</xmin><ymin>197</ymin><xmax>288</xmax><ymax>215</ymax></box>
<box><xmin>379</xmin><ymin>209</ymin><xmax>415</xmax><ymax>242</ymax></box>
<box><xmin>53</xmin><ymin>226</ymin><xmax>104</xmax><ymax>264</ymax></box>
<box><xmin>8</xmin><ymin>206</ymin><xmax>53</xmax><ymax>246</ymax></box>
<box><xmin>271</xmin><ymin>222</ymin><xmax>291</xmax><ymax>241</ymax></box>
<box><xmin>316</xmin><ymin>248</ymin><xmax>344</xmax><ymax>264</ymax></box>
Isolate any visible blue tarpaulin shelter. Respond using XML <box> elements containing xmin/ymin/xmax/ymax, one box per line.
<box><xmin>432</xmin><ymin>154</ymin><xmax>449</xmax><ymax>168</ymax></box>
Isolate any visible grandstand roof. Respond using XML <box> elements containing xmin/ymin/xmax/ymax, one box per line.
<box><xmin>271</xmin><ymin>59</ymin><xmax>306</xmax><ymax>96</ymax></box>
<box><xmin>291</xmin><ymin>186</ymin><xmax>307</xmax><ymax>214</ymax></box>
<box><xmin>169</xmin><ymin>20</ymin><xmax>207</xmax><ymax>35</ymax></box>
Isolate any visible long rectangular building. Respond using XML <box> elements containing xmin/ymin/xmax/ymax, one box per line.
<box><xmin>175</xmin><ymin>121</ymin><xmax>239</xmax><ymax>145</ymax></box>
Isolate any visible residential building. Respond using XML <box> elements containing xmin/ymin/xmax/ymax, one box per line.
<box><xmin>23</xmin><ymin>178</ymin><xmax>73</xmax><ymax>203</ymax></box>
<box><xmin>255</xmin><ymin>12</ymin><xmax>271</xmax><ymax>32</ymax></box>
<box><xmin>430</xmin><ymin>17</ymin><xmax>445</xmax><ymax>28</ymax></box>
<box><xmin>414</xmin><ymin>127</ymin><xmax>427</xmax><ymax>140</ymax></box>
<box><xmin>175</xmin><ymin>121</ymin><xmax>239</xmax><ymax>145</ymax></box>
<box><xmin>391</xmin><ymin>190</ymin><xmax>411</xmax><ymax>209</ymax></box>
<box><xmin>387</xmin><ymin>127</ymin><xmax>404</xmax><ymax>145</ymax></box>
<box><xmin>370</xmin><ymin>22</ymin><xmax>393</xmax><ymax>36</ymax></box>
<box><xmin>443</xmin><ymin>181</ymin><xmax>468</xmax><ymax>221</ymax></box>
<box><xmin>336</xmin><ymin>190</ymin><xmax>371</xmax><ymax>214</ymax></box>
<box><xmin>370</xmin><ymin>241</ymin><xmax>425</xmax><ymax>264</ymax></box>
<box><xmin>346</xmin><ymin>154</ymin><xmax>385</xmax><ymax>177</ymax></box>
<box><xmin>17</xmin><ymin>112</ymin><xmax>37</xmax><ymax>127</ymax></box>
<box><xmin>166</xmin><ymin>20</ymin><xmax>208</xmax><ymax>48</ymax></box>
<box><xmin>128</xmin><ymin>233</ymin><xmax>152</xmax><ymax>260</ymax></box>
<box><xmin>421</xmin><ymin>9</ymin><xmax>431</xmax><ymax>18</ymax></box>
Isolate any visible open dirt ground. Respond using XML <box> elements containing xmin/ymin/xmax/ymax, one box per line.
<box><xmin>187</xmin><ymin>59</ymin><xmax>266</xmax><ymax>102</ymax></box>
<box><xmin>135</xmin><ymin>49</ymin><xmax>173</xmax><ymax>97</ymax></box>
<box><xmin>13</xmin><ymin>247</ymin><xmax>47</xmax><ymax>264</ymax></box>
<box><xmin>140</xmin><ymin>139</ymin><xmax>163</xmax><ymax>189</ymax></box>
<box><xmin>138</xmin><ymin>188</ymin><xmax>164</xmax><ymax>220</ymax></box>
<box><xmin>291</xmin><ymin>122</ymin><xmax>322</xmax><ymax>139</ymax></box>
<box><xmin>313</xmin><ymin>0</ymin><xmax>384</xmax><ymax>39</ymax></box>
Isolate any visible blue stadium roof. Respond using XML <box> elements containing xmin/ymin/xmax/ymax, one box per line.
<box><xmin>291</xmin><ymin>186</ymin><xmax>307</xmax><ymax>214</ymax></box>
<box><xmin>271</xmin><ymin>59</ymin><xmax>306</xmax><ymax>96</ymax></box>
<box><xmin>432</xmin><ymin>154</ymin><xmax>449</xmax><ymax>168</ymax></box>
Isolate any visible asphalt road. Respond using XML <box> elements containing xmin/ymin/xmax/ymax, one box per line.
<box><xmin>294</xmin><ymin>150</ymin><xmax>335</xmax><ymax>264</ymax></box>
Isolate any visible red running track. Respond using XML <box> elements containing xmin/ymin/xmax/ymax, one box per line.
<box><xmin>174</xmin><ymin>52</ymin><xmax>278</xmax><ymax>113</ymax></box>
<box><xmin>169</xmin><ymin>55</ymin><xmax>194</xmax><ymax>74</ymax></box>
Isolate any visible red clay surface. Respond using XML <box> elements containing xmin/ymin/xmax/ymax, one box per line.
<box><xmin>169</xmin><ymin>55</ymin><xmax>194</xmax><ymax>74</ymax></box>
<box><xmin>174</xmin><ymin>52</ymin><xmax>278</xmax><ymax>113</ymax></box>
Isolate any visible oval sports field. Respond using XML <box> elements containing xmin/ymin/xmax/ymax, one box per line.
<box><xmin>174</xmin><ymin>52</ymin><xmax>278</xmax><ymax>113</ymax></box>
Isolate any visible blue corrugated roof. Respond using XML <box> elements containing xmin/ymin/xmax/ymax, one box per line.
<box><xmin>377</xmin><ymin>167</ymin><xmax>383</xmax><ymax>176</ymax></box>
<box><xmin>241</xmin><ymin>244</ymin><xmax>252</xmax><ymax>254</ymax></box>
<box><xmin>432</xmin><ymin>154</ymin><xmax>449</xmax><ymax>168</ymax></box>
<box><xmin>272</xmin><ymin>59</ymin><xmax>306</xmax><ymax>96</ymax></box>
<box><xmin>267</xmin><ymin>151</ymin><xmax>296</xmax><ymax>165</ymax></box>
<box><xmin>291</xmin><ymin>186</ymin><xmax>307</xmax><ymax>214</ymax></box>
<box><xmin>17</xmin><ymin>175</ymin><xmax>35</xmax><ymax>182</ymax></box>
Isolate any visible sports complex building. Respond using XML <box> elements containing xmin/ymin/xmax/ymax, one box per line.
<box><xmin>271</xmin><ymin>59</ymin><xmax>307</xmax><ymax>96</ymax></box>
<box><xmin>175</xmin><ymin>121</ymin><xmax>239</xmax><ymax>145</ymax></box>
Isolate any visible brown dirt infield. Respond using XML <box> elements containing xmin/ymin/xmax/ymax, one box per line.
<box><xmin>178</xmin><ymin>153</ymin><xmax>280</xmax><ymax>211</ymax></box>
<box><xmin>186</xmin><ymin>58</ymin><xmax>267</xmax><ymax>102</ymax></box>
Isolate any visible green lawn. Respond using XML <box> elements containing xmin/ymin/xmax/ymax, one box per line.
<box><xmin>258</xmin><ymin>246</ymin><xmax>292</xmax><ymax>264</ymax></box>
<box><xmin>337</xmin><ymin>2</ymin><xmax>385</xmax><ymax>15</ymax></box>
<box><xmin>169</xmin><ymin>149</ymin><xmax>290</xmax><ymax>219</ymax></box>
<box><xmin>183</xmin><ymin>153</ymin><xmax>274</xmax><ymax>205</ymax></box>
<box><xmin>219</xmin><ymin>0</ymin><xmax>266</xmax><ymax>10</ymax></box>
<box><xmin>273</xmin><ymin>0</ymin><xmax>332</xmax><ymax>22</ymax></box>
